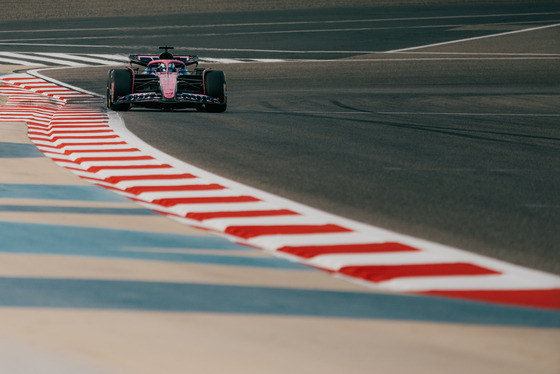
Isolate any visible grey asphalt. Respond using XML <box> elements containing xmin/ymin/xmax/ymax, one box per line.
<box><xmin>5</xmin><ymin>1</ymin><xmax>560</xmax><ymax>274</ymax></box>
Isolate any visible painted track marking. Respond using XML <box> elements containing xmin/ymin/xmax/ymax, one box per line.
<box><xmin>388</xmin><ymin>23</ymin><xmax>560</xmax><ymax>52</ymax></box>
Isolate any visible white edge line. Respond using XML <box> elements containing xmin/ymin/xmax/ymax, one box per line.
<box><xmin>387</xmin><ymin>23</ymin><xmax>560</xmax><ymax>53</ymax></box>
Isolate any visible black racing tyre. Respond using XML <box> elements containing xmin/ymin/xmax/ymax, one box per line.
<box><xmin>204</xmin><ymin>70</ymin><xmax>227</xmax><ymax>113</ymax></box>
<box><xmin>107</xmin><ymin>69</ymin><xmax>132</xmax><ymax>111</ymax></box>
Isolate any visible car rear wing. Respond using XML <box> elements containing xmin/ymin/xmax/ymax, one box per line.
<box><xmin>129</xmin><ymin>55</ymin><xmax>199</xmax><ymax>67</ymax></box>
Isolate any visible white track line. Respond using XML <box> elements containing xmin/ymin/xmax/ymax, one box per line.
<box><xmin>388</xmin><ymin>23</ymin><xmax>560</xmax><ymax>52</ymax></box>
<box><xmin>33</xmin><ymin>53</ymin><xmax>127</xmax><ymax>66</ymax></box>
<box><xmin>0</xmin><ymin>52</ymin><xmax>88</xmax><ymax>66</ymax></box>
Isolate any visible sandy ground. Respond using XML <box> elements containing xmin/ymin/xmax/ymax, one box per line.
<box><xmin>0</xmin><ymin>308</ymin><xmax>559</xmax><ymax>374</ymax></box>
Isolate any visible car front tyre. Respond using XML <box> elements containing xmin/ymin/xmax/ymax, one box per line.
<box><xmin>107</xmin><ymin>69</ymin><xmax>132</xmax><ymax>111</ymax></box>
<box><xmin>204</xmin><ymin>70</ymin><xmax>227</xmax><ymax>113</ymax></box>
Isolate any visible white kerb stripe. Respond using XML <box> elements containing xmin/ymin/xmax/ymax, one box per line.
<box><xmin>248</xmin><ymin>232</ymin><xmax>395</xmax><ymax>250</ymax></box>
<box><xmin>306</xmin><ymin>251</ymin><xmax>457</xmax><ymax>270</ymax></box>
<box><xmin>168</xmin><ymin>201</ymin><xmax>279</xmax><ymax>216</ymax></box>
<box><xmin>78</xmin><ymin>160</ymin><xmax>162</xmax><ymax>168</ymax></box>
<box><xmin>94</xmin><ymin>168</ymin><xmax>179</xmax><ymax>178</ymax></box>
<box><xmin>203</xmin><ymin>215</ymin><xmax>330</xmax><ymax>231</ymax></box>
<box><xmin>112</xmin><ymin>178</ymin><xmax>204</xmax><ymax>189</ymax></box>
<box><xmin>376</xmin><ymin>274</ymin><xmax>560</xmax><ymax>292</ymax></box>
<box><xmin>135</xmin><ymin>189</ymin><xmax>246</xmax><ymax>201</ymax></box>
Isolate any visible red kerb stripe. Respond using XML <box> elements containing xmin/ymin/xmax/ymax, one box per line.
<box><xmin>87</xmin><ymin>164</ymin><xmax>172</xmax><ymax>172</ymax></box>
<box><xmin>339</xmin><ymin>262</ymin><xmax>501</xmax><ymax>283</ymax></box>
<box><xmin>29</xmin><ymin>130</ymin><xmax>111</xmax><ymax>137</ymax></box>
<box><xmin>47</xmin><ymin>129</ymin><xmax>111</xmax><ymax>134</ymax></box>
<box><xmin>278</xmin><ymin>242</ymin><xmax>420</xmax><ymax>259</ymax></box>
<box><xmin>104</xmin><ymin>173</ymin><xmax>197</xmax><ymax>183</ymax></box>
<box><xmin>35</xmin><ymin>144</ymin><xmax>59</xmax><ymax>150</ymax></box>
<box><xmin>54</xmin><ymin>142</ymin><xmax>128</xmax><ymax>147</ymax></box>
<box><xmin>186</xmin><ymin>209</ymin><xmax>300</xmax><ymax>221</ymax></box>
<box><xmin>126</xmin><ymin>184</ymin><xmax>225</xmax><ymax>194</ymax></box>
<box><xmin>74</xmin><ymin>155</ymin><xmax>154</xmax><ymax>163</ymax></box>
<box><xmin>35</xmin><ymin>89</ymin><xmax>74</xmax><ymax>93</ymax></box>
<box><xmin>153</xmin><ymin>195</ymin><xmax>260</xmax><ymax>207</ymax></box>
<box><xmin>20</xmin><ymin>84</ymin><xmax>64</xmax><ymax>88</ymax></box>
<box><xmin>50</xmin><ymin>120</ymin><xmax>107</xmax><ymax>124</ymax></box>
<box><xmin>66</xmin><ymin>148</ymin><xmax>140</xmax><ymax>154</ymax></box>
<box><xmin>50</xmin><ymin>135</ymin><xmax>119</xmax><ymax>140</ymax></box>
<box><xmin>225</xmin><ymin>224</ymin><xmax>352</xmax><ymax>239</ymax></box>
<box><xmin>50</xmin><ymin>158</ymin><xmax>74</xmax><ymax>163</ymax></box>
<box><xmin>3</xmin><ymin>77</ymin><xmax>42</xmax><ymax>81</ymax></box>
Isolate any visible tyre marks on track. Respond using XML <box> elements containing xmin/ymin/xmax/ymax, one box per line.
<box><xmin>1</xmin><ymin>72</ymin><xmax>559</xmax><ymax>310</ymax></box>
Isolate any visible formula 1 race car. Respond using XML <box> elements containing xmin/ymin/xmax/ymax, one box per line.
<box><xmin>106</xmin><ymin>46</ymin><xmax>227</xmax><ymax>112</ymax></box>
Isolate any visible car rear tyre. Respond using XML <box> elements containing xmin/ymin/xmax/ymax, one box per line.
<box><xmin>204</xmin><ymin>70</ymin><xmax>227</xmax><ymax>113</ymax></box>
<box><xmin>107</xmin><ymin>69</ymin><xmax>132</xmax><ymax>111</ymax></box>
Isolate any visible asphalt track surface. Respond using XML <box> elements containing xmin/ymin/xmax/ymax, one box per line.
<box><xmin>1</xmin><ymin>2</ymin><xmax>559</xmax><ymax>373</ymax></box>
<box><xmin>4</xmin><ymin>1</ymin><xmax>554</xmax><ymax>275</ymax></box>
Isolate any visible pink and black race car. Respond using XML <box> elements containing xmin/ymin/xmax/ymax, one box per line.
<box><xmin>106</xmin><ymin>46</ymin><xmax>227</xmax><ymax>112</ymax></box>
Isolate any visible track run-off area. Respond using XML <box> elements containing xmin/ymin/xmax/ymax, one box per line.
<box><xmin>0</xmin><ymin>1</ymin><xmax>559</xmax><ymax>374</ymax></box>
